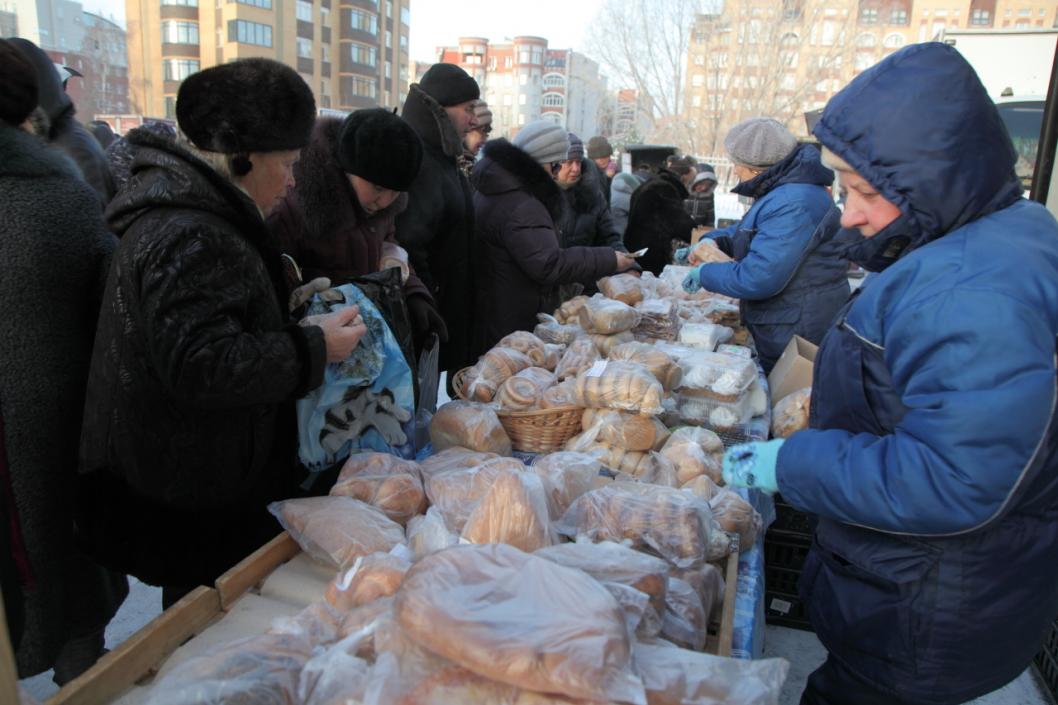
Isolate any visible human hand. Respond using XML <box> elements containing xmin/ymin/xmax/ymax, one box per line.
<box><xmin>614</xmin><ymin>252</ymin><xmax>637</xmax><ymax>272</ymax></box>
<box><xmin>407</xmin><ymin>294</ymin><xmax>449</xmax><ymax>344</ymax></box>
<box><xmin>288</xmin><ymin>277</ymin><xmax>332</xmax><ymax>313</ymax></box>
<box><xmin>311</xmin><ymin>305</ymin><xmax>368</xmax><ymax>362</ymax></box>
<box><xmin>681</xmin><ymin>265</ymin><xmax>704</xmax><ymax>293</ymax></box>
<box><xmin>721</xmin><ymin>439</ymin><xmax>785</xmax><ymax>494</ymax></box>
<box><xmin>673</xmin><ymin>247</ymin><xmax>690</xmax><ymax>265</ymax></box>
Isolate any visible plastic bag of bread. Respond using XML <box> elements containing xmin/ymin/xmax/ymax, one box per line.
<box><xmin>604</xmin><ymin>580</ymin><xmax>655</xmax><ymax>640</ymax></box>
<box><xmin>678</xmin><ymin>322</ymin><xmax>733</xmax><ymax>352</ymax></box>
<box><xmin>497</xmin><ymin>331</ymin><xmax>549</xmax><ymax>367</ymax></box>
<box><xmin>379</xmin><ymin>242</ymin><xmax>411</xmax><ymax>283</ymax></box>
<box><xmin>418</xmin><ymin>447</ymin><xmax>495</xmax><ymax>477</ymax></box>
<box><xmin>632</xmin><ymin>640</ymin><xmax>788</xmax><ymax>705</ymax></box>
<box><xmin>577</xmin><ymin>296</ymin><xmax>641</xmax><ymax>334</ymax></box>
<box><xmin>672</xmin><ymin>564</ymin><xmax>725</xmax><ymax>623</ymax></box>
<box><xmin>460</xmin><ymin>468</ymin><xmax>554</xmax><ymax>552</ymax></box>
<box><xmin>423</xmin><ymin>455</ymin><xmax>526</xmax><ymax>532</ymax></box>
<box><xmin>330</xmin><ymin>452</ymin><xmax>426</xmax><ymax>525</ymax></box>
<box><xmin>565</xmin><ymin>440</ymin><xmax>666</xmax><ymax>483</ymax></box>
<box><xmin>541</xmin><ymin>343</ymin><xmax>565</xmax><ymax>372</ymax></box>
<box><xmin>554</xmin><ymin>337</ymin><xmax>601</xmax><ymax>381</ymax></box>
<box><xmin>394</xmin><ymin>543</ymin><xmax>646</xmax><ymax>704</ymax></box>
<box><xmin>660</xmin><ymin>431</ymin><xmax>723</xmax><ymax>485</ymax></box>
<box><xmin>667</xmin><ymin>426</ymin><xmax>724</xmax><ymax>462</ymax></box>
<box><xmin>269</xmin><ymin>496</ymin><xmax>405</xmax><ymax>570</ymax></box>
<box><xmin>676</xmin><ymin>350</ymin><xmax>757</xmax><ymax>400</ymax></box>
<box><xmin>298</xmin><ymin>630</ymin><xmax>373</xmax><ymax>705</ymax></box>
<box><xmin>268</xmin><ymin>601</ymin><xmax>344</xmax><ymax>647</ymax></box>
<box><xmin>597</xmin><ymin>273</ymin><xmax>645</xmax><ymax>306</ymax></box>
<box><xmin>326</xmin><ymin>551</ymin><xmax>411</xmax><ymax>610</ymax></box>
<box><xmin>534</xmin><ymin>313</ymin><xmax>582</xmax><ymax>345</ymax></box>
<box><xmin>633</xmin><ymin>299</ymin><xmax>680</xmax><ymax>342</ymax></box>
<box><xmin>430</xmin><ymin>400</ymin><xmax>512</xmax><ymax>455</ymax></box>
<box><xmin>588</xmin><ymin>330</ymin><xmax>636</xmax><ymax>357</ymax></box>
<box><xmin>336</xmin><ymin>595</ymin><xmax>394</xmax><ymax>647</ymax></box>
<box><xmin>534</xmin><ymin>540</ymin><xmax>670</xmax><ymax>616</ymax></box>
<box><xmin>495</xmin><ymin>367</ymin><xmax>556</xmax><ymax>411</ymax></box>
<box><xmin>709</xmin><ymin>489</ymin><xmax>763</xmax><ymax>549</ymax></box>
<box><xmin>572</xmin><ymin>361</ymin><xmax>664</xmax><ymax>415</ymax></box>
<box><xmin>538</xmin><ymin>378</ymin><xmax>580</xmax><ymax>409</ymax></box>
<box><xmin>772</xmin><ymin>387</ymin><xmax>811</xmax><ymax>439</ymax></box>
<box><xmin>689</xmin><ymin>237</ymin><xmax>734</xmax><ymax>265</ymax></box>
<box><xmin>554</xmin><ymin>295</ymin><xmax>591</xmax><ymax>325</ymax></box>
<box><xmin>660</xmin><ymin>577</ymin><xmax>707</xmax><ymax>651</ymax></box>
<box><xmin>680</xmin><ymin>474</ymin><xmax>720</xmax><ymax>502</ymax></box>
<box><xmin>143</xmin><ymin>632</ymin><xmax>312</xmax><ymax>705</ymax></box>
<box><xmin>528</xmin><ymin>451</ymin><xmax>600</xmax><ymax>519</ymax></box>
<box><xmin>555</xmin><ymin>482</ymin><xmax>714</xmax><ymax>569</ymax></box>
<box><xmin>462</xmin><ymin>347</ymin><xmax>533</xmax><ymax>402</ymax></box>
<box><xmin>581</xmin><ymin>408</ymin><xmax>670</xmax><ymax>452</ymax></box>
<box><xmin>608</xmin><ymin>342</ymin><xmax>683</xmax><ymax>391</ymax></box>
<box><xmin>406</xmin><ymin>506</ymin><xmax>459</xmax><ymax>559</ymax></box>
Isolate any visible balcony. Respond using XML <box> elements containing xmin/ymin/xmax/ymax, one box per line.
<box><xmin>297</xmin><ymin>20</ymin><xmax>313</xmax><ymax>39</ymax></box>
<box><xmin>322</xmin><ymin>26</ymin><xmax>331</xmax><ymax>43</ymax></box>
<box><xmin>298</xmin><ymin>56</ymin><xmax>314</xmax><ymax>73</ymax></box>
<box><xmin>342</xmin><ymin>0</ymin><xmax>378</xmax><ymax>11</ymax></box>
<box><xmin>321</xmin><ymin>61</ymin><xmax>331</xmax><ymax>77</ymax></box>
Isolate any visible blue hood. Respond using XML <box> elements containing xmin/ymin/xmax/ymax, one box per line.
<box><xmin>732</xmin><ymin>143</ymin><xmax>834</xmax><ymax>199</ymax></box>
<box><xmin>813</xmin><ymin>42</ymin><xmax>1022</xmax><ymax>271</ymax></box>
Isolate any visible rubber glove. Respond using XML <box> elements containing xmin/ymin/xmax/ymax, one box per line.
<box><xmin>673</xmin><ymin>247</ymin><xmax>690</xmax><ymax>265</ymax></box>
<box><xmin>722</xmin><ymin>439</ymin><xmax>785</xmax><ymax>494</ymax></box>
<box><xmin>681</xmin><ymin>264</ymin><xmax>704</xmax><ymax>293</ymax></box>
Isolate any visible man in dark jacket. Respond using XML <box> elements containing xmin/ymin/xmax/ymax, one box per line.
<box><xmin>721</xmin><ymin>43</ymin><xmax>1058</xmax><ymax>705</ymax></box>
<box><xmin>471</xmin><ymin>121</ymin><xmax>636</xmax><ymax>354</ymax></box>
<box><xmin>623</xmin><ymin>168</ymin><xmax>697</xmax><ymax>276</ymax></box>
<box><xmin>7</xmin><ymin>37</ymin><xmax>116</xmax><ymax>204</ymax></box>
<box><xmin>586</xmin><ymin>135</ymin><xmax>615</xmax><ymax>204</ymax></box>
<box><xmin>77</xmin><ymin>60</ymin><xmax>363</xmax><ymax>608</ymax></box>
<box><xmin>397</xmin><ymin>63</ymin><xmax>480</xmax><ymax>377</ymax></box>
<box><xmin>685</xmin><ymin>165</ymin><xmax>717</xmax><ymax>228</ymax></box>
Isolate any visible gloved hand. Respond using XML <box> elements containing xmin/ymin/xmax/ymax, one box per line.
<box><xmin>722</xmin><ymin>439</ymin><xmax>785</xmax><ymax>494</ymax></box>
<box><xmin>681</xmin><ymin>265</ymin><xmax>704</xmax><ymax>293</ymax></box>
<box><xmin>289</xmin><ymin>277</ymin><xmax>332</xmax><ymax>313</ymax></box>
<box><xmin>674</xmin><ymin>247</ymin><xmax>690</xmax><ymax>265</ymax></box>
<box><xmin>407</xmin><ymin>294</ymin><xmax>449</xmax><ymax>346</ymax></box>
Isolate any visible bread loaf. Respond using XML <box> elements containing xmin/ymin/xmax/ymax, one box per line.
<box><xmin>709</xmin><ymin>489</ymin><xmax>762</xmax><ymax>549</ymax></box>
<box><xmin>772</xmin><ymin>387</ymin><xmax>811</xmax><ymax>438</ymax></box>
<box><xmin>528</xmin><ymin>451</ymin><xmax>600</xmax><ymax>519</ymax></box>
<box><xmin>423</xmin><ymin>455</ymin><xmax>526</xmax><ymax>532</ymax></box>
<box><xmin>430</xmin><ymin>401</ymin><xmax>512</xmax><ymax>455</ymax></box>
<box><xmin>597</xmin><ymin>273</ymin><xmax>644</xmax><ymax>305</ymax></box>
<box><xmin>690</xmin><ymin>237</ymin><xmax>733</xmax><ymax>264</ymax></box>
<box><xmin>497</xmin><ymin>331</ymin><xmax>549</xmax><ymax>367</ymax></box>
<box><xmin>268</xmin><ymin>496</ymin><xmax>405</xmax><ymax>570</ymax></box>
<box><xmin>325</xmin><ymin>551</ymin><xmax>410</xmax><ymax>610</ymax></box>
<box><xmin>495</xmin><ymin>367</ymin><xmax>556</xmax><ymax>411</ymax></box>
<box><xmin>462</xmin><ymin>347</ymin><xmax>533</xmax><ymax>402</ymax></box>
<box><xmin>460</xmin><ymin>468</ymin><xmax>553</xmax><ymax>552</ymax></box>
<box><xmin>419</xmin><ymin>447</ymin><xmax>496</xmax><ymax>477</ymax></box>
<box><xmin>571</xmin><ymin>361</ymin><xmax>664</xmax><ymax>415</ymax></box>
<box><xmin>577</xmin><ymin>296</ymin><xmax>640</xmax><ymax>334</ymax></box>
<box><xmin>554</xmin><ymin>338</ymin><xmax>600</xmax><ymax>381</ymax></box>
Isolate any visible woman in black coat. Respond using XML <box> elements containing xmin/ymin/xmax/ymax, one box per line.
<box><xmin>471</xmin><ymin>121</ymin><xmax>637</xmax><ymax>356</ymax></box>
<box><xmin>623</xmin><ymin>169</ymin><xmax>697</xmax><ymax>275</ymax></box>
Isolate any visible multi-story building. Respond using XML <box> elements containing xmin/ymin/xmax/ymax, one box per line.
<box><xmin>437</xmin><ymin>36</ymin><xmax>607</xmax><ymax>139</ymax></box>
<box><xmin>1</xmin><ymin>4</ymin><xmax>19</xmax><ymax>36</ymax></box>
<box><xmin>126</xmin><ymin>0</ymin><xmax>411</xmax><ymax>120</ymax></box>
<box><xmin>613</xmin><ymin>87</ymin><xmax>654</xmax><ymax>146</ymax></box>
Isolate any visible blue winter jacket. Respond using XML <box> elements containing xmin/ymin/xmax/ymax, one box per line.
<box><xmin>698</xmin><ymin>144</ymin><xmax>849</xmax><ymax>371</ymax></box>
<box><xmin>780</xmin><ymin>42</ymin><xmax>1058</xmax><ymax>703</ymax></box>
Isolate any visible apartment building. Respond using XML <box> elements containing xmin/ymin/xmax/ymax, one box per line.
<box><xmin>126</xmin><ymin>0</ymin><xmax>411</xmax><ymax>120</ymax></box>
<box><xmin>437</xmin><ymin>35</ymin><xmax>607</xmax><ymax>139</ymax></box>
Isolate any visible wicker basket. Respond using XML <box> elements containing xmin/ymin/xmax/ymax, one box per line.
<box><xmin>495</xmin><ymin>405</ymin><xmax>584</xmax><ymax>454</ymax></box>
<box><xmin>451</xmin><ymin>366</ymin><xmax>476</xmax><ymax>402</ymax></box>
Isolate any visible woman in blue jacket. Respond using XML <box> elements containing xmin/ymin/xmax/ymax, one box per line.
<box><xmin>680</xmin><ymin>118</ymin><xmax>849</xmax><ymax>372</ymax></box>
<box><xmin>723</xmin><ymin>43</ymin><xmax>1058</xmax><ymax>704</ymax></box>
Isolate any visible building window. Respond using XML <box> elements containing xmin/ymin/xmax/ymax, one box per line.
<box><xmin>542</xmin><ymin>72</ymin><xmax>564</xmax><ymax>88</ymax></box>
<box><xmin>504</xmin><ymin>56</ymin><xmax>512</xmax><ymax>68</ymax></box>
<box><xmin>970</xmin><ymin>9</ymin><xmax>990</xmax><ymax>25</ymax></box>
<box><xmin>349</xmin><ymin>42</ymin><xmax>377</xmax><ymax>66</ymax></box>
<box><xmin>691</xmin><ymin>73</ymin><xmax>704</xmax><ymax>87</ymax></box>
<box><xmin>385</xmin><ymin>0</ymin><xmax>392</xmax><ymax>17</ymax></box>
<box><xmin>162</xmin><ymin>21</ymin><xmax>198</xmax><ymax>44</ymax></box>
<box><xmin>691</xmin><ymin>94</ymin><xmax>702</xmax><ymax>107</ymax></box>
<box><xmin>889</xmin><ymin>8</ymin><xmax>907</xmax><ymax>24</ymax></box>
<box><xmin>350</xmin><ymin>9</ymin><xmax>377</xmax><ymax>34</ymax></box>
<box><xmin>856</xmin><ymin>32</ymin><xmax>876</xmax><ymax>47</ymax></box>
<box><xmin>228</xmin><ymin>20</ymin><xmax>272</xmax><ymax>47</ymax></box>
<box><xmin>296</xmin><ymin>0</ymin><xmax>312</xmax><ymax>21</ymax></box>
<box><xmin>860</xmin><ymin>7</ymin><xmax>878</xmax><ymax>23</ymax></box>
<box><xmin>399</xmin><ymin>34</ymin><xmax>407</xmax><ymax>52</ymax></box>
<box><xmin>297</xmin><ymin>37</ymin><xmax>312</xmax><ymax>57</ymax></box>
<box><xmin>162</xmin><ymin>0</ymin><xmax>197</xmax><ymax>5</ymax></box>
<box><xmin>519</xmin><ymin>93</ymin><xmax>526</xmax><ymax>105</ymax></box>
<box><xmin>164</xmin><ymin>58</ymin><xmax>199</xmax><ymax>80</ymax></box>
<box><xmin>233</xmin><ymin>0</ymin><xmax>272</xmax><ymax>8</ymax></box>
<box><xmin>165</xmin><ymin>96</ymin><xmax>177</xmax><ymax>118</ymax></box>
<box><xmin>542</xmin><ymin>92</ymin><xmax>564</xmax><ymax>107</ymax></box>
<box><xmin>350</xmin><ymin>75</ymin><xmax>376</xmax><ymax>98</ymax></box>
<box><xmin>883</xmin><ymin>32</ymin><xmax>905</xmax><ymax>48</ymax></box>
<box><xmin>385</xmin><ymin>30</ymin><xmax>392</xmax><ymax>48</ymax></box>
<box><xmin>400</xmin><ymin>6</ymin><xmax>410</xmax><ymax>25</ymax></box>
<box><xmin>321</xmin><ymin>43</ymin><xmax>330</xmax><ymax>61</ymax></box>
<box><xmin>385</xmin><ymin>60</ymin><xmax>391</xmax><ymax>79</ymax></box>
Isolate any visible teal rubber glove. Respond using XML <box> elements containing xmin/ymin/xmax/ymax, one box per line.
<box><xmin>681</xmin><ymin>264</ymin><xmax>704</xmax><ymax>293</ymax></box>
<box><xmin>674</xmin><ymin>247</ymin><xmax>690</xmax><ymax>265</ymax></box>
<box><xmin>722</xmin><ymin>439</ymin><xmax>785</xmax><ymax>494</ymax></box>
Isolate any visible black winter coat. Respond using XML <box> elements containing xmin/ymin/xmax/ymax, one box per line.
<box><xmin>554</xmin><ymin>158</ymin><xmax>626</xmax><ymax>252</ymax></box>
<box><xmin>397</xmin><ymin>84</ymin><xmax>477</xmax><ymax>373</ymax></box>
<box><xmin>623</xmin><ymin>170</ymin><xmax>697</xmax><ymax>275</ymax></box>
<box><xmin>77</xmin><ymin>129</ymin><xmax>327</xmax><ymax>588</ymax></box>
<box><xmin>471</xmin><ymin>140</ymin><xmax>619</xmax><ymax>355</ymax></box>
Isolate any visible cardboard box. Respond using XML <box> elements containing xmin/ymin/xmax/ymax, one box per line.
<box><xmin>768</xmin><ymin>335</ymin><xmax>818</xmax><ymax>404</ymax></box>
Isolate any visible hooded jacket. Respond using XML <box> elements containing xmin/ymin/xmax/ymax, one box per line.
<box><xmin>0</xmin><ymin>124</ymin><xmax>126</xmax><ymax>676</ymax></box>
<box><xmin>623</xmin><ymin>169</ymin><xmax>697</xmax><ymax>275</ymax></box>
<box><xmin>471</xmin><ymin>140</ymin><xmax>619</xmax><ymax>355</ymax></box>
<box><xmin>698</xmin><ymin>143</ymin><xmax>849</xmax><ymax>371</ymax></box>
<box><xmin>397</xmin><ymin>84</ymin><xmax>477</xmax><ymax>373</ymax></box>
<box><xmin>77</xmin><ymin>128</ymin><xmax>326</xmax><ymax>588</ymax></box>
<box><xmin>778</xmin><ymin>43</ymin><xmax>1058</xmax><ymax>703</ymax></box>
<box><xmin>610</xmin><ymin>171</ymin><xmax>641</xmax><ymax>235</ymax></box>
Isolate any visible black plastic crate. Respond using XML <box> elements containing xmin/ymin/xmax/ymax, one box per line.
<box><xmin>772</xmin><ymin>494</ymin><xmax>818</xmax><ymax>536</ymax></box>
<box><xmin>765</xmin><ymin>589</ymin><xmax>813</xmax><ymax>631</ymax></box>
<box><xmin>1034</xmin><ymin>619</ymin><xmax>1058</xmax><ymax>702</ymax></box>
<box><xmin>763</xmin><ymin>530</ymin><xmax>815</xmax><ymax>631</ymax></box>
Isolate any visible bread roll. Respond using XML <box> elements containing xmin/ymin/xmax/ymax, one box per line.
<box><xmin>554</xmin><ymin>295</ymin><xmax>591</xmax><ymax>324</ymax></box>
<box><xmin>680</xmin><ymin>474</ymin><xmax>720</xmax><ymax>502</ymax></box>
<box><xmin>659</xmin><ymin>433</ymin><xmax>723</xmax><ymax>485</ymax></box>
<box><xmin>690</xmin><ymin>237</ymin><xmax>733</xmax><ymax>264</ymax></box>
<box><xmin>581</xmin><ymin>408</ymin><xmax>669</xmax><ymax>452</ymax></box>
<box><xmin>538</xmin><ymin>379</ymin><xmax>579</xmax><ymax>409</ymax></box>
<box><xmin>461</xmin><ymin>469</ymin><xmax>553</xmax><ymax>552</ymax></box>
<box><xmin>463</xmin><ymin>347</ymin><xmax>533</xmax><ymax>402</ymax></box>
<box><xmin>330</xmin><ymin>469</ymin><xmax>426</xmax><ymax>526</ymax></box>
<box><xmin>534</xmin><ymin>313</ymin><xmax>582</xmax><ymax>345</ymax></box>
<box><xmin>597</xmin><ymin>273</ymin><xmax>644</xmax><ymax>305</ymax></box>
<box><xmin>588</xmin><ymin>331</ymin><xmax>635</xmax><ymax>357</ymax></box>
<box><xmin>607</xmin><ymin>341</ymin><xmax>682</xmax><ymax>391</ymax></box>
<box><xmin>772</xmin><ymin>387</ymin><xmax>811</xmax><ymax>439</ymax></box>
<box><xmin>571</xmin><ymin>361</ymin><xmax>664</xmax><ymax>415</ymax></box>
<box><xmin>672</xmin><ymin>564</ymin><xmax>725</xmax><ymax>623</ymax></box>
<box><xmin>554</xmin><ymin>338</ymin><xmax>600</xmax><ymax>381</ymax></box>
<box><xmin>577</xmin><ymin>296</ymin><xmax>640</xmax><ymax>334</ymax></box>
<box><xmin>430</xmin><ymin>401</ymin><xmax>512</xmax><ymax>455</ymax></box>
<box><xmin>495</xmin><ymin>367</ymin><xmax>556</xmax><ymax>411</ymax></box>
<box><xmin>326</xmin><ymin>551</ymin><xmax>410</xmax><ymax>610</ymax></box>
<box><xmin>497</xmin><ymin>331</ymin><xmax>549</xmax><ymax>367</ymax></box>
<box><xmin>709</xmin><ymin>489</ymin><xmax>762</xmax><ymax>549</ymax></box>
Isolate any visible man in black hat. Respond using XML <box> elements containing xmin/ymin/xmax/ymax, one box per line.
<box><xmin>397</xmin><ymin>63</ymin><xmax>480</xmax><ymax>385</ymax></box>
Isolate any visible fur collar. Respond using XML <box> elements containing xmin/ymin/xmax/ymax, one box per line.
<box><xmin>0</xmin><ymin>123</ymin><xmax>82</xmax><ymax>181</ymax></box>
<box><xmin>401</xmin><ymin>84</ymin><xmax>463</xmax><ymax>159</ymax></box>
<box><xmin>565</xmin><ymin>158</ymin><xmax>604</xmax><ymax>213</ymax></box>
<box><xmin>475</xmin><ymin>139</ymin><xmax>562</xmax><ymax>218</ymax></box>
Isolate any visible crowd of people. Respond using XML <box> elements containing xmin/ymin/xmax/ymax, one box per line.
<box><xmin>2</xmin><ymin>34</ymin><xmax>1058</xmax><ymax>705</ymax></box>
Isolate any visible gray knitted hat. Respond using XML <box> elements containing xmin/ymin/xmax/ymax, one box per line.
<box><xmin>586</xmin><ymin>135</ymin><xmax>612</xmax><ymax>159</ymax></box>
<box><xmin>724</xmin><ymin>117</ymin><xmax>798</xmax><ymax>168</ymax></box>
<box><xmin>513</xmin><ymin>120</ymin><xmax>570</xmax><ymax>166</ymax></box>
<box><xmin>566</xmin><ymin>132</ymin><xmax>584</xmax><ymax>161</ymax></box>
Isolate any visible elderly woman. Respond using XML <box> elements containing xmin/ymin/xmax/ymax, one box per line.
<box><xmin>680</xmin><ymin>118</ymin><xmax>849</xmax><ymax>372</ymax></box>
<box><xmin>77</xmin><ymin>59</ymin><xmax>366</xmax><ymax>608</ymax></box>
<box><xmin>722</xmin><ymin>43</ymin><xmax>1058</xmax><ymax>704</ymax></box>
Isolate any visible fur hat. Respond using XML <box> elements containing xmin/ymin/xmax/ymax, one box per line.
<box><xmin>176</xmin><ymin>58</ymin><xmax>316</xmax><ymax>154</ymax></box>
<box><xmin>473</xmin><ymin>100</ymin><xmax>493</xmax><ymax>128</ymax></box>
<box><xmin>692</xmin><ymin>168</ymin><xmax>717</xmax><ymax>186</ymax></box>
<box><xmin>513</xmin><ymin>120</ymin><xmax>569</xmax><ymax>166</ymax></box>
<box><xmin>586</xmin><ymin>136</ymin><xmax>612</xmax><ymax>160</ymax></box>
<box><xmin>418</xmin><ymin>63</ymin><xmax>480</xmax><ymax>107</ymax></box>
<box><xmin>724</xmin><ymin>117</ymin><xmax>798</xmax><ymax>168</ymax></box>
<box><xmin>337</xmin><ymin>108</ymin><xmax>423</xmax><ymax>191</ymax></box>
<box><xmin>566</xmin><ymin>132</ymin><xmax>584</xmax><ymax>161</ymax></box>
<box><xmin>0</xmin><ymin>39</ymin><xmax>39</xmax><ymax>126</ymax></box>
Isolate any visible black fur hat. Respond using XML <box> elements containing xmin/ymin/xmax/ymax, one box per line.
<box><xmin>176</xmin><ymin>58</ymin><xmax>315</xmax><ymax>154</ymax></box>
<box><xmin>337</xmin><ymin>108</ymin><xmax>423</xmax><ymax>191</ymax></box>
<box><xmin>418</xmin><ymin>63</ymin><xmax>480</xmax><ymax>107</ymax></box>
<box><xmin>0</xmin><ymin>39</ymin><xmax>38</xmax><ymax>126</ymax></box>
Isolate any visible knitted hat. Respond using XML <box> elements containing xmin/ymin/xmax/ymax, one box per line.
<box><xmin>586</xmin><ymin>135</ymin><xmax>612</xmax><ymax>159</ymax></box>
<box><xmin>473</xmin><ymin>100</ymin><xmax>492</xmax><ymax>128</ymax></box>
<box><xmin>418</xmin><ymin>63</ymin><xmax>480</xmax><ymax>107</ymax></box>
<box><xmin>176</xmin><ymin>58</ymin><xmax>315</xmax><ymax>154</ymax></box>
<box><xmin>512</xmin><ymin>120</ymin><xmax>570</xmax><ymax>166</ymax></box>
<box><xmin>566</xmin><ymin>132</ymin><xmax>584</xmax><ymax>161</ymax></box>
<box><xmin>0</xmin><ymin>39</ymin><xmax>39</xmax><ymax>126</ymax></box>
<box><xmin>724</xmin><ymin>117</ymin><xmax>798</xmax><ymax>168</ymax></box>
<box><xmin>692</xmin><ymin>168</ymin><xmax>717</xmax><ymax>186</ymax></box>
<box><xmin>337</xmin><ymin>108</ymin><xmax>423</xmax><ymax>191</ymax></box>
